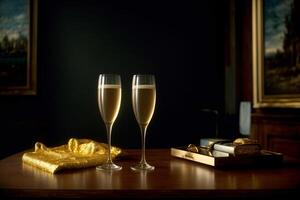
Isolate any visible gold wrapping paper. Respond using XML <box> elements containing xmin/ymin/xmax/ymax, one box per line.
<box><xmin>233</xmin><ymin>138</ymin><xmax>258</xmax><ymax>145</ymax></box>
<box><xmin>22</xmin><ymin>138</ymin><xmax>122</xmax><ymax>174</ymax></box>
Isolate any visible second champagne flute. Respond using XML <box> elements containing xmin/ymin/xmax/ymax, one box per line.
<box><xmin>131</xmin><ymin>74</ymin><xmax>156</xmax><ymax>171</ymax></box>
<box><xmin>97</xmin><ymin>74</ymin><xmax>122</xmax><ymax>171</ymax></box>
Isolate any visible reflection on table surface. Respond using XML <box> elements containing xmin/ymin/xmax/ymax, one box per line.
<box><xmin>0</xmin><ymin>149</ymin><xmax>300</xmax><ymax>191</ymax></box>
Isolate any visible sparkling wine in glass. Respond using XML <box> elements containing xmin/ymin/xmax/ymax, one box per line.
<box><xmin>131</xmin><ymin>74</ymin><xmax>156</xmax><ymax>171</ymax></box>
<box><xmin>97</xmin><ymin>74</ymin><xmax>122</xmax><ymax>171</ymax></box>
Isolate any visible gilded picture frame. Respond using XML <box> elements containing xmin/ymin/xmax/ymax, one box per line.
<box><xmin>0</xmin><ymin>0</ymin><xmax>37</xmax><ymax>95</ymax></box>
<box><xmin>252</xmin><ymin>0</ymin><xmax>300</xmax><ymax>108</ymax></box>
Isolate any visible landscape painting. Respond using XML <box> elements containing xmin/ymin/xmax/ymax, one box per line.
<box><xmin>253</xmin><ymin>0</ymin><xmax>300</xmax><ymax>108</ymax></box>
<box><xmin>264</xmin><ymin>0</ymin><xmax>300</xmax><ymax>95</ymax></box>
<box><xmin>0</xmin><ymin>0</ymin><xmax>37</xmax><ymax>95</ymax></box>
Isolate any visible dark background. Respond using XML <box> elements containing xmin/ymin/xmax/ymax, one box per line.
<box><xmin>0</xmin><ymin>0</ymin><xmax>234</xmax><ymax>158</ymax></box>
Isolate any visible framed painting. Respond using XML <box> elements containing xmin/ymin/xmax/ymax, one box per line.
<box><xmin>0</xmin><ymin>0</ymin><xmax>37</xmax><ymax>95</ymax></box>
<box><xmin>252</xmin><ymin>0</ymin><xmax>300</xmax><ymax>108</ymax></box>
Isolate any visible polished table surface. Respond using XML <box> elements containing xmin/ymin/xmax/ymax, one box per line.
<box><xmin>0</xmin><ymin>149</ymin><xmax>300</xmax><ymax>199</ymax></box>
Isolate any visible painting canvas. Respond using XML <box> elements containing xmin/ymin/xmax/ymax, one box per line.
<box><xmin>0</xmin><ymin>0</ymin><xmax>37</xmax><ymax>95</ymax></box>
<box><xmin>253</xmin><ymin>0</ymin><xmax>300</xmax><ymax>108</ymax></box>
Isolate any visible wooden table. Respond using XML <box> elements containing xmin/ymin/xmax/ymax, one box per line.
<box><xmin>0</xmin><ymin>149</ymin><xmax>300</xmax><ymax>199</ymax></box>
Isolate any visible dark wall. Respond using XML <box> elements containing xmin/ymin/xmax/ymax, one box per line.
<box><xmin>0</xmin><ymin>0</ymin><xmax>226</xmax><ymax>158</ymax></box>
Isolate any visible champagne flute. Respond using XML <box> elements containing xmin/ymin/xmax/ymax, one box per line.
<box><xmin>131</xmin><ymin>74</ymin><xmax>156</xmax><ymax>171</ymax></box>
<box><xmin>97</xmin><ymin>74</ymin><xmax>122</xmax><ymax>171</ymax></box>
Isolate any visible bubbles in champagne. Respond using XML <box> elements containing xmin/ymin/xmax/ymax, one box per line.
<box><xmin>132</xmin><ymin>85</ymin><xmax>155</xmax><ymax>89</ymax></box>
<box><xmin>132</xmin><ymin>85</ymin><xmax>156</xmax><ymax>126</ymax></box>
<box><xmin>98</xmin><ymin>84</ymin><xmax>121</xmax><ymax>89</ymax></box>
<box><xmin>98</xmin><ymin>84</ymin><xmax>121</xmax><ymax>124</ymax></box>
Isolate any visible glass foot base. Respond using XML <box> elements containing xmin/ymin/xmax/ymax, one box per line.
<box><xmin>131</xmin><ymin>162</ymin><xmax>155</xmax><ymax>171</ymax></box>
<box><xmin>96</xmin><ymin>163</ymin><xmax>122</xmax><ymax>171</ymax></box>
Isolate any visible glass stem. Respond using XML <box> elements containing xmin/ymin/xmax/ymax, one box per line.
<box><xmin>140</xmin><ymin>125</ymin><xmax>148</xmax><ymax>164</ymax></box>
<box><xmin>106</xmin><ymin>123</ymin><xmax>113</xmax><ymax>164</ymax></box>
